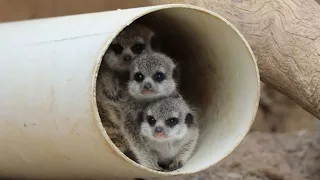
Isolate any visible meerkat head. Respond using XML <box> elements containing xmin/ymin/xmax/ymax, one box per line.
<box><xmin>103</xmin><ymin>23</ymin><xmax>156</xmax><ymax>71</ymax></box>
<box><xmin>140</xmin><ymin>96</ymin><xmax>196</xmax><ymax>142</ymax></box>
<box><xmin>128</xmin><ymin>52</ymin><xmax>177</xmax><ymax>101</ymax></box>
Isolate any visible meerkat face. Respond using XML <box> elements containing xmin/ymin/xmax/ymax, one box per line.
<box><xmin>140</xmin><ymin>97</ymin><xmax>195</xmax><ymax>142</ymax></box>
<box><xmin>128</xmin><ymin>52</ymin><xmax>177</xmax><ymax>100</ymax></box>
<box><xmin>103</xmin><ymin>24</ymin><xmax>156</xmax><ymax>71</ymax></box>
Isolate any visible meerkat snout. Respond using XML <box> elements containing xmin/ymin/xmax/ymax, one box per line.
<box><xmin>123</xmin><ymin>54</ymin><xmax>132</xmax><ymax>62</ymax></box>
<box><xmin>143</xmin><ymin>82</ymin><xmax>152</xmax><ymax>90</ymax></box>
<box><xmin>154</xmin><ymin>126</ymin><xmax>164</xmax><ymax>134</ymax></box>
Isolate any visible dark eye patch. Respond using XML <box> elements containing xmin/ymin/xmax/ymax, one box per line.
<box><xmin>131</xmin><ymin>43</ymin><xmax>145</xmax><ymax>54</ymax></box>
<box><xmin>134</xmin><ymin>72</ymin><xmax>144</xmax><ymax>82</ymax></box>
<box><xmin>185</xmin><ymin>113</ymin><xmax>194</xmax><ymax>128</ymax></box>
<box><xmin>165</xmin><ymin>117</ymin><xmax>179</xmax><ymax>127</ymax></box>
<box><xmin>137</xmin><ymin>111</ymin><xmax>144</xmax><ymax>126</ymax></box>
<box><xmin>153</xmin><ymin>72</ymin><xmax>166</xmax><ymax>83</ymax></box>
<box><xmin>147</xmin><ymin>115</ymin><xmax>156</xmax><ymax>126</ymax></box>
<box><xmin>110</xmin><ymin>43</ymin><xmax>123</xmax><ymax>55</ymax></box>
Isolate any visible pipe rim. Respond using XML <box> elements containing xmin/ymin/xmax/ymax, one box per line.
<box><xmin>92</xmin><ymin>3</ymin><xmax>260</xmax><ymax>176</ymax></box>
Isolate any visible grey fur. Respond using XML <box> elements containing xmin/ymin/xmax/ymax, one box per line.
<box><xmin>103</xmin><ymin>23</ymin><xmax>155</xmax><ymax>72</ymax></box>
<box><xmin>140</xmin><ymin>96</ymin><xmax>199</xmax><ymax>171</ymax></box>
<box><xmin>119</xmin><ymin>52</ymin><xmax>180</xmax><ymax>171</ymax></box>
<box><xmin>96</xmin><ymin>64</ymin><xmax>129</xmax><ymax>152</ymax></box>
<box><xmin>100</xmin><ymin>23</ymin><xmax>156</xmax><ymax>102</ymax></box>
<box><xmin>96</xmin><ymin>23</ymin><xmax>156</xmax><ymax>152</ymax></box>
<box><xmin>121</xmin><ymin>96</ymin><xmax>163</xmax><ymax>170</ymax></box>
<box><xmin>128</xmin><ymin>52</ymin><xmax>178</xmax><ymax>101</ymax></box>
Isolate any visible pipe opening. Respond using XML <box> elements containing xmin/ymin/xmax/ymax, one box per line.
<box><xmin>96</xmin><ymin>6</ymin><xmax>259</xmax><ymax>175</ymax></box>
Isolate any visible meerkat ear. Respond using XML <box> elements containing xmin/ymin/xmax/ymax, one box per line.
<box><xmin>185</xmin><ymin>113</ymin><xmax>194</xmax><ymax>127</ymax></box>
<box><xmin>150</xmin><ymin>34</ymin><xmax>162</xmax><ymax>52</ymax></box>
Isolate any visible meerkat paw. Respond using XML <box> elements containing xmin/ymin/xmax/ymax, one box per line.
<box><xmin>167</xmin><ymin>160</ymin><xmax>184</xmax><ymax>171</ymax></box>
<box><xmin>154</xmin><ymin>166</ymin><xmax>165</xmax><ymax>172</ymax></box>
<box><xmin>142</xmin><ymin>165</ymin><xmax>164</xmax><ymax>172</ymax></box>
<box><xmin>140</xmin><ymin>162</ymin><xmax>164</xmax><ymax>172</ymax></box>
<box><xmin>105</xmin><ymin>89</ymin><xmax>122</xmax><ymax>102</ymax></box>
<box><xmin>146</xmin><ymin>164</ymin><xmax>164</xmax><ymax>172</ymax></box>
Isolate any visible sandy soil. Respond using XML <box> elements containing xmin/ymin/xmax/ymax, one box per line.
<box><xmin>251</xmin><ymin>82</ymin><xmax>317</xmax><ymax>133</ymax></box>
<box><xmin>149</xmin><ymin>131</ymin><xmax>320</xmax><ymax>180</ymax></box>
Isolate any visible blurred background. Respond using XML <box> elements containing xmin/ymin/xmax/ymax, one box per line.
<box><xmin>1</xmin><ymin>1</ymin><xmax>319</xmax><ymax>180</ymax></box>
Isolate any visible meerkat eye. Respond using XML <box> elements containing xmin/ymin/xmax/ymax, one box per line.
<box><xmin>147</xmin><ymin>116</ymin><xmax>156</xmax><ymax>126</ymax></box>
<box><xmin>165</xmin><ymin>117</ymin><xmax>179</xmax><ymax>127</ymax></box>
<box><xmin>153</xmin><ymin>72</ymin><xmax>166</xmax><ymax>83</ymax></box>
<box><xmin>134</xmin><ymin>72</ymin><xmax>144</xmax><ymax>82</ymax></box>
<box><xmin>131</xmin><ymin>43</ymin><xmax>146</xmax><ymax>54</ymax></box>
<box><xmin>110</xmin><ymin>44</ymin><xmax>123</xmax><ymax>55</ymax></box>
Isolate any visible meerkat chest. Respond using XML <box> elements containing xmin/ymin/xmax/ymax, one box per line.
<box><xmin>148</xmin><ymin>141</ymin><xmax>182</xmax><ymax>162</ymax></box>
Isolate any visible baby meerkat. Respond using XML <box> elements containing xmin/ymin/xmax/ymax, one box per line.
<box><xmin>99</xmin><ymin>23</ymin><xmax>156</xmax><ymax>103</ymax></box>
<box><xmin>96</xmin><ymin>23</ymin><xmax>156</xmax><ymax>152</ymax></box>
<box><xmin>140</xmin><ymin>96</ymin><xmax>199</xmax><ymax>171</ymax></box>
<box><xmin>103</xmin><ymin>23</ymin><xmax>157</xmax><ymax>72</ymax></box>
<box><xmin>127</xmin><ymin>51</ymin><xmax>179</xmax><ymax>101</ymax></box>
<box><xmin>120</xmin><ymin>52</ymin><xmax>181</xmax><ymax>171</ymax></box>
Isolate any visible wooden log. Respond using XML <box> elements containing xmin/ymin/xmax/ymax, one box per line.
<box><xmin>148</xmin><ymin>0</ymin><xmax>320</xmax><ymax>119</ymax></box>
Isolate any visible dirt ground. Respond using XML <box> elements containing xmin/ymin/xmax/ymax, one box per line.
<box><xmin>1</xmin><ymin>1</ymin><xmax>319</xmax><ymax>180</ymax></box>
<box><xmin>251</xmin><ymin>82</ymin><xmax>317</xmax><ymax>133</ymax></box>
<box><xmin>150</xmin><ymin>131</ymin><xmax>320</xmax><ymax>180</ymax></box>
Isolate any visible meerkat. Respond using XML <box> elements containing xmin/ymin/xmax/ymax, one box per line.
<box><xmin>98</xmin><ymin>23</ymin><xmax>157</xmax><ymax>106</ymax></box>
<box><xmin>140</xmin><ymin>96</ymin><xmax>199</xmax><ymax>171</ymax></box>
<box><xmin>127</xmin><ymin>51</ymin><xmax>180</xmax><ymax>101</ymax></box>
<box><xmin>119</xmin><ymin>52</ymin><xmax>181</xmax><ymax>171</ymax></box>
<box><xmin>96</xmin><ymin>23</ymin><xmax>157</xmax><ymax>152</ymax></box>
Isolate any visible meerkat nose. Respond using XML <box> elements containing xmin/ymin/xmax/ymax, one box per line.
<box><xmin>155</xmin><ymin>126</ymin><xmax>164</xmax><ymax>133</ymax></box>
<box><xmin>123</xmin><ymin>55</ymin><xmax>132</xmax><ymax>62</ymax></box>
<box><xmin>143</xmin><ymin>82</ymin><xmax>152</xmax><ymax>90</ymax></box>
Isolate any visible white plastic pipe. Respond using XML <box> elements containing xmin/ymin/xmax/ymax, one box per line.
<box><xmin>0</xmin><ymin>4</ymin><xmax>260</xmax><ymax>179</ymax></box>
